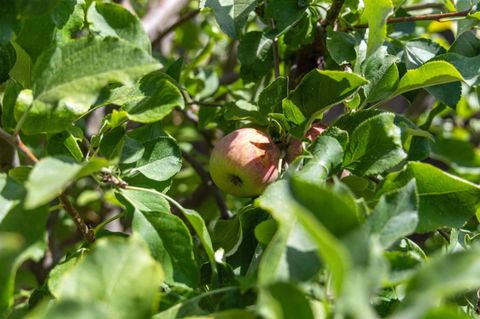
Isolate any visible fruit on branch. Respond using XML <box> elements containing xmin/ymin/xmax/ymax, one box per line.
<box><xmin>209</xmin><ymin>128</ymin><xmax>281</xmax><ymax>197</ymax></box>
<box><xmin>286</xmin><ymin>122</ymin><xmax>325</xmax><ymax>162</ymax></box>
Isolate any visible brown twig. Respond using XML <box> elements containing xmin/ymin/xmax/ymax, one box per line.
<box><xmin>0</xmin><ymin>127</ymin><xmax>95</xmax><ymax>243</ymax></box>
<box><xmin>59</xmin><ymin>194</ymin><xmax>95</xmax><ymax>243</ymax></box>
<box><xmin>182</xmin><ymin>151</ymin><xmax>232</xmax><ymax>219</ymax></box>
<box><xmin>437</xmin><ymin>229</ymin><xmax>450</xmax><ymax>243</ymax></box>
<box><xmin>354</xmin><ymin>9</ymin><xmax>472</xmax><ymax>29</ymax></box>
<box><xmin>152</xmin><ymin>9</ymin><xmax>200</xmax><ymax>48</ymax></box>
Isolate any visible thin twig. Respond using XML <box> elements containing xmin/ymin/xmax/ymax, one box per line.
<box><xmin>0</xmin><ymin>127</ymin><xmax>95</xmax><ymax>243</ymax></box>
<box><xmin>437</xmin><ymin>229</ymin><xmax>450</xmax><ymax>243</ymax></box>
<box><xmin>354</xmin><ymin>9</ymin><xmax>472</xmax><ymax>29</ymax></box>
<box><xmin>15</xmin><ymin>135</ymin><xmax>39</xmax><ymax>163</ymax></box>
<box><xmin>0</xmin><ymin>127</ymin><xmax>16</xmax><ymax>145</ymax></box>
<box><xmin>152</xmin><ymin>9</ymin><xmax>200</xmax><ymax>48</ymax></box>
<box><xmin>182</xmin><ymin>151</ymin><xmax>232</xmax><ymax>219</ymax></box>
<box><xmin>59</xmin><ymin>194</ymin><xmax>96</xmax><ymax>243</ymax></box>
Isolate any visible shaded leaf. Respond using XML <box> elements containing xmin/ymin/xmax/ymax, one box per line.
<box><xmin>87</xmin><ymin>2</ymin><xmax>151</xmax><ymax>53</ymax></box>
<box><xmin>257</xmin><ymin>180</ymin><xmax>351</xmax><ymax>294</ymax></box>
<box><xmin>378</xmin><ymin>162</ymin><xmax>480</xmax><ymax>232</ymax></box>
<box><xmin>202</xmin><ymin>0</ymin><xmax>259</xmax><ymax>39</ymax></box>
<box><xmin>25</xmin><ymin>157</ymin><xmax>107</xmax><ymax>209</ymax></box>
<box><xmin>368</xmin><ymin>179</ymin><xmax>419</xmax><ymax>248</ymax></box>
<box><xmin>287</xmin><ymin>69</ymin><xmax>368</xmax><ymax>119</ymax></box>
<box><xmin>343</xmin><ymin>112</ymin><xmax>406</xmax><ymax>176</ymax></box>
<box><xmin>51</xmin><ymin>237</ymin><xmax>164</xmax><ymax>319</ymax></box>
<box><xmin>110</xmin><ymin>71</ymin><xmax>184</xmax><ymax>123</ymax></box>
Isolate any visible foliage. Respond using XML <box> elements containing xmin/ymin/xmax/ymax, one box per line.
<box><xmin>1</xmin><ymin>0</ymin><xmax>480</xmax><ymax>318</ymax></box>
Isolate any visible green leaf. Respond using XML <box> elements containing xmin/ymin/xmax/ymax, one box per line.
<box><xmin>15</xmin><ymin>13</ymin><xmax>55</xmax><ymax>63</ymax></box>
<box><xmin>121</xmin><ymin>123</ymin><xmax>182</xmax><ymax>183</ymax></box>
<box><xmin>265</xmin><ymin>0</ymin><xmax>308</xmax><ymax>33</ymax></box>
<box><xmin>87</xmin><ymin>2</ymin><xmax>151</xmax><ymax>53</ymax></box>
<box><xmin>47</xmin><ymin>131</ymin><xmax>84</xmax><ymax>161</ymax></box>
<box><xmin>449</xmin><ymin>31</ymin><xmax>480</xmax><ymax>57</ymax></box>
<box><xmin>224</xmin><ymin>100</ymin><xmax>268</xmax><ymax>125</ymax></box>
<box><xmin>118</xmin><ymin>188</ymin><xmax>200</xmax><ymax>287</ymax></box>
<box><xmin>117</xmin><ymin>187</ymin><xmax>170</xmax><ymax>213</ymax></box>
<box><xmin>17</xmin><ymin>37</ymin><xmax>160</xmax><ymax>134</ymax></box>
<box><xmin>363</xmin><ymin>0</ymin><xmax>393</xmax><ymax>55</ymax></box>
<box><xmin>0</xmin><ymin>189</ymin><xmax>49</xmax><ymax>314</ymax></box>
<box><xmin>258</xmin><ymin>77</ymin><xmax>288</xmax><ymax>115</ymax></box>
<box><xmin>0</xmin><ymin>174</ymin><xmax>24</xmax><ymax>223</ymax></box>
<box><xmin>0</xmin><ymin>1</ymin><xmax>16</xmax><ymax>45</ymax></box>
<box><xmin>343</xmin><ymin>112</ymin><xmax>407</xmax><ymax>176</ymax></box>
<box><xmin>212</xmin><ymin>216</ymin><xmax>242</xmax><ymax>256</ymax></box>
<box><xmin>237</xmin><ymin>31</ymin><xmax>273</xmax><ymax>82</ymax></box>
<box><xmin>361</xmin><ymin>48</ymin><xmax>399</xmax><ymax>102</ymax></box>
<box><xmin>282</xmin><ymin>99</ymin><xmax>305</xmax><ymax>125</ymax></box>
<box><xmin>404</xmin><ymin>38</ymin><xmax>445</xmax><ymax>69</ymax></box>
<box><xmin>430</xmin><ymin>137</ymin><xmax>480</xmax><ymax>176</ymax></box>
<box><xmin>257</xmin><ymin>220</ymin><xmax>322</xmax><ymax>284</ymax></box>
<box><xmin>258</xmin><ymin>282</ymin><xmax>315</xmax><ymax>319</ymax></box>
<box><xmin>0</xmin><ymin>233</ymin><xmax>25</xmax><ymax>314</ymax></box>
<box><xmin>29</xmin><ymin>300</ymin><xmax>113</xmax><ymax>319</ymax></box>
<box><xmin>110</xmin><ymin>71</ymin><xmax>185</xmax><ymax>123</ymax></box>
<box><xmin>327</xmin><ymin>30</ymin><xmax>357</xmax><ymax>65</ymax></box>
<box><xmin>392</xmin><ymin>61</ymin><xmax>464</xmax><ymax>97</ymax></box>
<box><xmin>51</xmin><ymin>236</ymin><xmax>164</xmax><ymax>319</ymax></box>
<box><xmin>392</xmin><ymin>247</ymin><xmax>480</xmax><ymax>319</ymax></box>
<box><xmin>25</xmin><ymin>157</ymin><xmax>107</xmax><ymax>209</ymax></box>
<box><xmin>333</xmin><ymin>109</ymin><xmax>382</xmax><ymax>135</ymax></box>
<box><xmin>293</xmin><ymin>136</ymin><xmax>344</xmax><ymax>183</ymax></box>
<box><xmin>257</xmin><ymin>180</ymin><xmax>351</xmax><ymax>294</ymax></box>
<box><xmin>403</xmin><ymin>39</ymin><xmax>460</xmax><ymax>108</ymax></box>
<box><xmin>1</xmin><ymin>80</ymin><xmax>23</xmax><ymax>130</ymax></box>
<box><xmin>421</xmin><ymin>307</ymin><xmax>472</xmax><ymax>319</ymax></box>
<box><xmin>287</xmin><ymin>69</ymin><xmax>368</xmax><ymax>119</ymax></box>
<box><xmin>433</xmin><ymin>53</ymin><xmax>480</xmax><ymax>85</ymax></box>
<box><xmin>133</xmin><ymin>210</ymin><xmax>199</xmax><ymax>287</ymax></box>
<box><xmin>181</xmin><ymin>209</ymin><xmax>217</xmax><ymax>273</ymax></box>
<box><xmin>202</xmin><ymin>0</ymin><xmax>259</xmax><ymax>39</ymax></box>
<box><xmin>368</xmin><ymin>180</ymin><xmax>418</xmax><ymax>248</ymax></box>
<box><xmin>378</xmin><ymin>162</ymin><xmax>480</xmax><ymax>232</ymax></box>
<box><xmin>0</xmin><ymin>42</ymin><xmax>16</xmax><ymax>84</ymax></box>
<box><xmin>290</xmin><ymin>179</ymin><xmax>361</xmax><ymax>238</ymax></box>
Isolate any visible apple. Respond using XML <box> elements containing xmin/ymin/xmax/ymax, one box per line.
<box><xmin>209</xmin><ymin>128</ymin><xmax>281</xmax><ymax>197</ymax></box>
<box><xmin>286</xmin><ymin>122</ymin><xmax>325</xmax><ymax>163</ymax></box>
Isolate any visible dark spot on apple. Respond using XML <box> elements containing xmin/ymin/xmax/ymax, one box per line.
<box><xmin>229</xmin><ymin>174</ymin><xmax>243</xmax><ymax>186</ymax></box>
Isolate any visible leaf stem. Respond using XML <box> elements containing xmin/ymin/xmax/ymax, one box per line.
<box><xmin>94</xmin><ymin>212</ymin><xmax>125</xmax><ymax>235</ymax></box>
